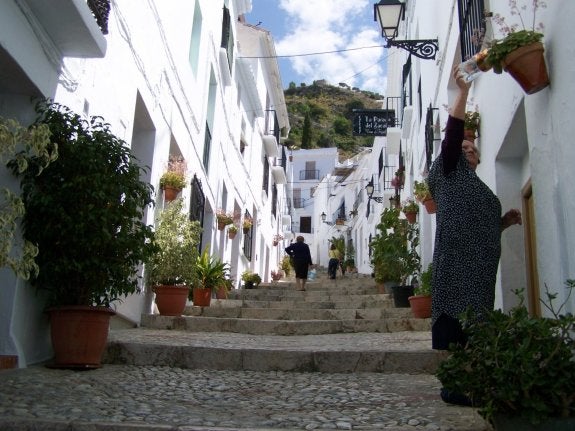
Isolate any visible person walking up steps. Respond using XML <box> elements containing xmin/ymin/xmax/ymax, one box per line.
<box><xmin>285</xmin><ymin>236</ymin><xmax>313</xmax><ymax>291</ymax></box>
<box><xmin>327</xmin><ymin>243</ymin><xmax>341</xmax><ymax>279</ymax></box>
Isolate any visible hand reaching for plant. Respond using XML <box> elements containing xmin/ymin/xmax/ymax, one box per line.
<box><xmin>501</xmin><ymin>208</ymin><xmax>522</xmax><ymax>230</ymax></box>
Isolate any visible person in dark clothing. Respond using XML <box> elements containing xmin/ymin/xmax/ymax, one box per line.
<box><xmin>285</xmin><ymin>236</ymin><xmax>313</xmax><ymax>291</ymax></box>
<box><xmin>427</xmin><ymin>66</ymin><xmax>522</xmax><ymax>406</ymax></box>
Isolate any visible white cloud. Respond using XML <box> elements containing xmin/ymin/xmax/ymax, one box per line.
<box><xmin>274</xmin><ymin>0</ymin><xmax>388</xmax><ymax>94</ymax></box>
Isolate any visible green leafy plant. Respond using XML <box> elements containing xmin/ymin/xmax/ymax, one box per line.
<box><xmin>241</xmin><ymin>270</ymin><xmax>261</xmax><ymax>287</ymax></box>
<box><xmin>402</xmin><ymin>199</ymin><xmax>419</xmax><ymax>214</ymax></box>
<box><xmin>414</xmin><ymin>262</ymin><xmax>432</xmax><ymax>296</ymax></box>
<box><xmin>413</xmin><ymin>180</ymin><xmax>432</xmax><ymax>202</ymax></box>
<box><xmin>216</xmin><ymin>209</ymin><xmax>234</xmax><ymax>226</ymax></box>
<box><xmin>159</xmin><ymin>155</ymin><xmax>187</xmax><ymax>189</ymax></box>
<box><xmin>436</xmin><ymin>280</ymin><xmax>575</xmax><ymax>426</ymax></box>
<box><xmin>228</xmin><ymin>224</ymin><xmax>238</xmax><ymax>234</ymax></box>
<box><xmin>192</xmin><ymin>248</ymin><xmax>230</xmax><ymax>292</ymax></box>
<box><xmin>1</xmin><ymin>116</ymin><xmax>56</xmax><ymax>279</ymax></box>
<box><xmin>12</xmin><ymin>100</ymin><xmax>158</xmax><ymax>307</ymax></box>
<box><xmin>159</xmin><ymin>171</ymin><xmax>186</xmax><ymax>189</ymax></box>
<box><xmin>242</xmin><ymin>215</ymin><xmax>253</xmax><ymax>229</ymax></box>
<box><xmin>147</xmin><ymin>198</ymin><xmax>202</xmax><ymax>287</ymax></box>
<box><xmin>370</xmin><ymin>207</ymin><xmax>420</xmax><ymax>285</ymax></box>
<box><xmin>280</xmin><ymin>255</ymin><xmax>292</xmax><ymax>277</ymax></box>
<box><xmin>485</xmin><ymin>1</ymin><xmax>546</xmax><ymax>74</ymax></box>
<box><xmin>464</xmin><ymin>111</ymin><xmax>481</xmax><ymax>132</ymax></box>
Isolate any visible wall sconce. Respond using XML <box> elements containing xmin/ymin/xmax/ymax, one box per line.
<box><xmin>321</xmin><ymin>212</ymin><xmax>349</xmax><ymax>229</ymax></box>
<box><xmin>321</xmin><ymin>212</ymin><xmax>334</xmax><ymax>226</ymax></box>
<box><xmin>365</xmin><ymin>177</ymin><xmax>384</xmax><ymax>203</ymax></box>
<box><xmin>374</xmin><ymin>0</ymin><xmax>438</xmax><ymax>60</ymax></box>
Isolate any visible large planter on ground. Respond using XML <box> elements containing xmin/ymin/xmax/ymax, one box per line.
<box><xmin>408</xmin><ymin>295</ymin><xmax>431</xmax><ymax>318</ymax></box>
<box><xmin>12</xmin><ymin>100</ymin><xmax>157</xmax><ymax>368</ymax></box>
<box><xmin>48</xmin><ymin>306</ymin><xmax>115</xmax><ymax>369</ymax></box>
<box><xmin>191</xmin><ymin>248</ymin><xmax>230</xmax><ymax>307</ymax></box>
<box><xmin>392</xmin><ymin>285</ymin><xmax>414</xmax><ymax>308</ymax></box>
<box><xmin>152</xmin><ymin>285</ymin><xmax>189</xmax><ymax>316</ymax></box>
<box><xmin>147</xmin><ymin>199</ymin><xmax>202</xmax><ymax>315</ymax></box>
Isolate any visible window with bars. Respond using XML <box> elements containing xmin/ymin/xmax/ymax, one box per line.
<box><xmin>458</xmin><ymin>0</ymin><xmax>487</xmax><ymax>61</ymax></box>
<box><xmin>262</xmin><ymin>156</ymin><xmax>269</xmax><ymax>194</ymax></box>
<box><xmin>242</xmin><ymin>211</ymin><xmax>253</xmax><ymax>261</ymax></box>
<box><xmin>189</xmin><ymin>174</ymin><xmax>205</xmax><ymax>252</ymax></box>
<box><xmin>220</xmin><ymin>6</ymin><xmax>234</xmax><ymax>72</ymax></box>
<box><xmin>425</xmin><ymin>104</ymin><xmax>440</xmax><ymax>171</ymax></box>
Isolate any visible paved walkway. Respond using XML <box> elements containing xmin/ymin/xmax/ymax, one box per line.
<box><xmin>0</xmin><ymin>332</ymin><xmax>491</xmax><ymax>431</ymax></box>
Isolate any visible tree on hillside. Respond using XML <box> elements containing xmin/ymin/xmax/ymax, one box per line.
<box><xmin>301</xmin><ymin>112</ymin><xmax>313</xmax><ymax>149</ymax></box>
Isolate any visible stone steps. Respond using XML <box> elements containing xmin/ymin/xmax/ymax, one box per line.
<box><xmin>104</xmin><ymin>274</ymin><xmax>436</xmax><ymax>373</ymax></box>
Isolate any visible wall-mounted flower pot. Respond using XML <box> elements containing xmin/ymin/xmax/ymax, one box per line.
<box><xmin>404</xmin><ymin>211</ymin><xmax>417</xmax><ymax>224</ymax></box>
<box><xmin>423</xmin><ymin>199</ymin><xmax>437</xmax><ymax>214</ymax></box>
<box><xmin>228</xmin><ymin>230</ymin><xmax>237</xmax><ymax>240</ymax></box>
<box><xmin>163</xmin><ymin>186</ymin><xmax>180</xmax><ymax>202</ymax></box>
<box><xmin>502</xmin><ymin>42</ymin><xmax>550</xmax><ymax>95</ymax></box>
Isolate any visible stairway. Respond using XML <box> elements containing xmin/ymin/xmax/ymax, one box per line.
<box><xmin>103</xmin><ymin>271</ymin><xmax>441</xmax><ymax>374</ymax></box>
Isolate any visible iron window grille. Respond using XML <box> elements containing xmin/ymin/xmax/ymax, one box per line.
<box><xmin>458</xmin><ymin>0</ymin><xmax>487</xmax><ymax>61</ymax></box>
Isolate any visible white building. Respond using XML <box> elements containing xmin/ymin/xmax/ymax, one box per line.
<box><xmin>0</xmin><ymin>0</ymin><xmax>289</xmax><ymax>367</ymax></box>
<box><xmin>367</xmin><ymin>0</ymin><xmax>575</xmax><ymax>315</ymax></box>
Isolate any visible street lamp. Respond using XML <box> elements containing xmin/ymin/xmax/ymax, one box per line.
<box><xmin>365</xmin><ymin>177</ymin><xmax>384</xmax><ymax>204</ymax></box>
<box><xmin>374</xmin><ymin>0</ymin><xmax>438</xmax><ymax>60</ymax></box>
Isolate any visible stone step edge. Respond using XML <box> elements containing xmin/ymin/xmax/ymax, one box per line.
<box><xmin>103</xmin><ymin>343</ymin><xmax>441</xmax><ymax>374</ymax></box>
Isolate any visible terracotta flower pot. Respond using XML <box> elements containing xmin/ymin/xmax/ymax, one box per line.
<box><xmin>163</xmin><ymin>186</ymin><xmax>180</xmax><ymax>202</ymax></box>
<box><xmin>153</xmin><ymin>285</ymin><xmax>189</xmax><ymax>316</ymax></box>
<box><xmin>463</xmin><ymin>129</ymin><xmax>476</xmax><ymax>142</ymax></box>
<box><xmin>217</xmin><ymin>220</ymin><xmax>226</xmax><ymax>231</ymax></box>
<box><xmin>48</xmin><ymin>306</ymin><xmax>115</xmax><ymax>369</ymax></box>
<box><xmin>404</xmin><ymin>211</ymin><xmax>417</xmax><ymax>224</ymax></box>
<box><xmin>192</xmin><ymin>287</ymin><xmax>212</xmax><ymax>307</ymax></box>
<box><xmin>408</xmin><ymin>295</ymin><xmax>432</xmax><ymax>318</ymax></box>
<box><xmin>502</xmin><ymin>42</ymin><xmax>550</xmax><ymax>95</ymax></box>
<box><xmin>228</xmin><ymin>230</ymin><xmax>237</xmax><ymax>239</ymax></box>
<box><xmin>423</xmin><ymin>198</ymin><xmax>437</xmax><ymax>214</ymax></box>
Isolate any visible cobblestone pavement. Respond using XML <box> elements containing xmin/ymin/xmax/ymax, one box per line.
<box><xmin>0</xmin><ymin>364</ymin><xmax>491</xmax><ymax>431</ymax></box>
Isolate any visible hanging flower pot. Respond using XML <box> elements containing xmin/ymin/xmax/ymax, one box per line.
<box><xmin>423</xmin><ymin>198</ymin><xmax>437</xmax><ymax>214</ymax></box>
<box><xmin>404</xmin><ymin>211</ymin><xmax>417</xmax><ymax>224</ymax></box>
<box><xmin>502</xmin><ymin>42</ymin><xmax>550</xmax><ymax>94</ymax></box>
<box><xmin>463</xmin><ymin>129</ymin><xmax>476</xmax><ymax>142</ymax></box>
<box><xmin>163</xmin><ymin>186</ymin><xmax>180</xmax><ymax>202</ymax></box>
<box><xmin>272</xmin><ymin>240</ymin><xmax>278</xmax><ymax>246</ymax></box>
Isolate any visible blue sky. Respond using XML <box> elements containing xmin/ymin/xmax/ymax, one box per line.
<box><xmin>245</xmin><ymin>0</ymin><xmax>388</xmax><ymax>94</ymax></box>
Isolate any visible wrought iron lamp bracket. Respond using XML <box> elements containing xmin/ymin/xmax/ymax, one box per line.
<box><xmin>386</xmin><ymin>39</ymin><xmax>438</xmax><ymax>60</ymax></box>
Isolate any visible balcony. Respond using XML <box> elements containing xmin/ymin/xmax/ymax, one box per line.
<box><xmin>299</xmin><ymin>169</ymin><xmax>320</xmax><ymax>181</ymax></box>
<box><xmin>26</xmin><ymin>0</ymin><xmax>108</xmax><ymax>57</ymax></box>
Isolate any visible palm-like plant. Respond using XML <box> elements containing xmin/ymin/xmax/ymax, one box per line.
<box><xmin>193</xmin><ymin>248</ymin><xmax>230</xmax><ymax>291</ymax></box>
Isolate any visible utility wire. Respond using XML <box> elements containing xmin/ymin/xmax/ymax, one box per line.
<box><xmin>238</xmin><ymin>44</ymin><xmax>386</xmax><ymax>59</ymax></box>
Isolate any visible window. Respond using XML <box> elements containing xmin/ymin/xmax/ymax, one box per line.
<box><xmin>243</xmin><ymin>211</ymin><xmax>253</xmax><ymax>261</ymax></box>
<box><xmin>220</xmin><ymin>6</ymin><xmax>234</xmax><ymax>72</ymax></box>
<box><xmin>189</xmin><ymin>1</ymin><xmax>202</xmax><ymax>76</ymax></box>
<box><xmin>189</xmin><ymin>174</ymin><xmax>205</xmax><ymax>252</ymax></box>
<box><xmin>262</xmin><ymin>156</ymin><xmax>270</xmax><ymax>194</ymax></box>
<box><xmin>300</xmin><ymin>216</ymin><xmax>312</xmax><ymax>234</ymax></box>
<box><xmin>458</xmin><ymin>0</ymin><xmax>487</xmax><ymax>61</ymax></box>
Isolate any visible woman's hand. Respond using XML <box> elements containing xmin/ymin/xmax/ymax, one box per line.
<box><xmin>501</xmin><ymin>209</ymin><xmax>522</xmax><ymax>230</ymax></box>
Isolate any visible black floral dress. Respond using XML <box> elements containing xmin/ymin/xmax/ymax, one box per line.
<box><xmin>428</xmin><ymin>116</ymin><xmax>502</xmax><ymax>350</ymax></box>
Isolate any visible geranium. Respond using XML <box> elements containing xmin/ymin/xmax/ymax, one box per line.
<box><xmin>216</xmin><ymin>209</ymin><xmax>234</xmax><ymax>225</ymax></box>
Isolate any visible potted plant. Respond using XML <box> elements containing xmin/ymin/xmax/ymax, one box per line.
<box><xmin>436</xmin><ymin>280</ymin><xmax>575</xmax><ymax>430</ymax></box>
<box><xmin>215</xmin><ymin>276</ymin><xmax>234</xmax><ymax>300</ymax></box>
<box><xmin>216</xmin><ymin>209</ymin><xmax>234</xmax><ymax>230</ymax></box>
<box><xmin>1</xmin><ymin>116</ymin><xmax>55</xmax><ymax>280</ymax></box>
<box><xmin>159</xmin><ymin>155</ymin><xmax>187</xmax><ymax>202</ymax></box>
<box><xmin>370</xmin><ymin>208</ymin><xmax>420</xmax><ymax>307</ymax></box>
<box><xmin>272</xmin><ymin>234</ymin><xmax>284</xmax><ymax>246</ymax></box>
<box><xmin>402</xmin><ymin>199</ymin><xmax>419</xmax><ymax>224</ymax></box>
<box><xmin>391</xmin><ymin>166</ymin><xmax>405</xmax><ymax>188</ymax></box>
<box><xmin>485</xmin><ymin>1</ymin><xmax>549</xmax><ymax>94</ymax></box>
<box><xmin>271</xmin><ymin>269</ymin><xmax>283</xmax><ymax>281</ymax></box>
<box><xmin>242</xmin><ymin>215</ymin><xmax>253</xmax><ymax>234</ymax></box>
<box><xmin>464</xmin><ymin>110</ymin><xmax>480</xmax><ymax>141</ymax></box>
<box><xmin>413</xmin><ymin>180</ymin><xmax>436</xmax><ymax>214</ymax></box>
<box><xmin>241</xmin><ymin>270</ymin><xmax>261</xmax><ymax>289</ymax></box>
<box><xmin>408</xmin><ymin>262</ymin><xmax>432</xmax><ymax>318</ymax></box>
<box><xmin>191</xmin><ymin>248</ymin><xmax>230</xmax><ymax>307</ymax></box>
<box><xmin>228</xmin><ymin>224</ymin><xmax>238</xmax><ymax>239</ymax></box>
<box><xmin>148</xmin><ymin>198</ymin><xmax>202</xmax><ymax>316</ymax></box>
<box><xmin>280</xmin><ymin>255</ymin><xmax>292</xmax><ymax>278</ymax></box>
<box><xmin>13</xmin><ymin>100</ymin><xmax>158</xmax><ymax>368</ymax></box>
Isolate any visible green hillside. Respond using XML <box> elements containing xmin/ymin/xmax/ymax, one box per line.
<box><xmin>283</xmin><ymin>80</ymin><xmax>384</xmax><ymax>160</ymax></box>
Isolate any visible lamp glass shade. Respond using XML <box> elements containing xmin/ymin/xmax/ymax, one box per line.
<box><xmin>366</xmin><ymin>181</ymin><xmax>375</xmax><ymax>197</ymax></box>
<box><xmin>374</xmin><ymin>0</ymin><xmax>404</xmax><ymax>39</ymax></box>
<box><xmin>321</xmin><ymin>212</ymin><xmax>327</xmax><ymax>222</ymax></box>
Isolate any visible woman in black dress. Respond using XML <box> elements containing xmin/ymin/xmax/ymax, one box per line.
<box><xmin>285</xmin><ymin>236</ymin><xmax>313</xmax><ymax>291</ymax></box>
<box><xmin>428</xmin><ymin>66</ymin><xmax>522</xmax><ymax>405</ymax></box>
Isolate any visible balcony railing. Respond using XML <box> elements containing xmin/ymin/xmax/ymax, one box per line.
<box><xmin>87</xmin><ymin>0</ymin><xmax>111</xmax><ymax>34</ymax></box>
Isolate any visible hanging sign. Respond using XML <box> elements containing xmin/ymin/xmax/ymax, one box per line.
<box><xmin>352</xmin><ymin>109</ymin><xmax>396</xmax><ymax>136</ymax></box>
